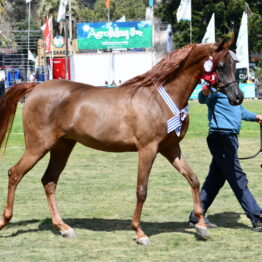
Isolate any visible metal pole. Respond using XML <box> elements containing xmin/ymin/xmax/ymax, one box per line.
<box><xmin>27</xmin><ymin>1</ymin><xmax>31</xmax><ymax>81</ymax></box>
<box><xmin>260</xmin><ymin>125</ymin><xmax>262</xmax><ymax>152</ymax></box>
<box><xmin>69</xmin><ymin>0</ymin><xmax>72</xmax><ymax>56</ymax></box>
<box><xmin>65</xmin><ymin>21</ymin><xmax>69</xmax><ymax>80</ymax></box>
<box><xmin>190</xmin><ymin>19</ymin><xmax>192</xmax><ymax>43</ymax></box>
<box><xmin>107</xmin><ymin>7</ymin><xmax>110</xmax><ymax>83</ymax></box>
<box><xmin>152</xmin><ymin>6</ymin><xmax>154</xmax><ymax>51</ymax></box>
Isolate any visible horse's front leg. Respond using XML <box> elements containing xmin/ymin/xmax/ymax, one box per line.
<box><xmin>161</xmin><ymin>144</ymin><xmax>208</xmax><ymax>237</ymax></box>
<box><xmin>132</xmin><ymin>144</ymin><xmax>158</xmax><ymax>245</ymax></box>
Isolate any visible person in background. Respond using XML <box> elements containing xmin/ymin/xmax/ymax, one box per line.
<box><xmin>29</xmin><ymin>72</ymin><xmax>35</xmax><ymax>82</ymax></box>
<box><xmin>246</xmin><ymin>77</ymin><xmax>253</xmax><ymax>84</ymax></box>
<box><xmin>188</xmin><ymin>86</ymin><xmax>262</xmax><ymax>231</ymax></box>
<box><xmin>0</xmin><ymin>78</ymin><xmax>5</xmax><ymax>99</ymax></box>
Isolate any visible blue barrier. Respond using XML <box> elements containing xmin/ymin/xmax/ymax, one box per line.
<box><xmin>189</xmin><ymin>83</ymin><xmax>256</xmax><ymax>100</ymax></box>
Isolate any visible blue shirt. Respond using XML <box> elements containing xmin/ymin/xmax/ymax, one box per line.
<box><xmin>198</xmin><ymin>90</ymin><xmax>257</xmax><ymax>134</ymax></box>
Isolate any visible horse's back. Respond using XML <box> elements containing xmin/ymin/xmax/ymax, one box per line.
<box><xmin>22</xmin><ymin>80</ymin><xmax>163</xmax><ymax>152</ymax></box>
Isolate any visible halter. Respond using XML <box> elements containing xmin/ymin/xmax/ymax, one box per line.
<box><xmin>216</xmin><ymin>80</ymin><xmax>238</xmax><ymax>92</ymax></box>
<box><xmin>199</xmin><ymin>47</ymin><xmax>238</xmax><ymax>92</ymax></box>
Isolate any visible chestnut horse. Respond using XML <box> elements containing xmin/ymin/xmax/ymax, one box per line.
<box><xmin>0</xmin><ymin>40</ymin><xmax>243</xmax><ymax>245</ymax></box>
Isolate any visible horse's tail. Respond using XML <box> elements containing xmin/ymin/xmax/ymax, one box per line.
<box><xmin>0</xmin><ymin>83</ymin><xmax>38</xmax><ymax>152</ymax></box>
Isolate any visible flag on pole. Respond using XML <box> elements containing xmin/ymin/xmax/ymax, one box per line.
<box><xmin>116</xmin><ymin>16</ymin><xmax>126</xmax><ymax>22</ymax></box>
<box><xmin>105</xmin><ymin>0</ymin><xmax>110</xmax><ymax>9</ymax></box>
<box><xmin>41</xmin><ymin>17</ymin><xmax>53</xmax><ymax>53</ymax></box>
<box><xmin>149</xmin><ymin>0</ymin><xmax>154</xmax><ymax>7</ymax></box>
<box><xmin>236</xmin><ymin>12</ymin><xmax>249</xmax><ymax>70</ymax></box>
<box><xmin>202</xmin><ymin>13</ymin><xmax>215</xmax><ymax>43</ymax></box>
<box><xmin>28</xmin><ymin>50</ymin><xmax>35</xmax><ymax>62</ymax></box>
<box><xmin>166</xmin><ymin>24</ymin><xmax>172</xmax><ymax>53</ymax></box>
<box><xmin>177</xmin><ymin>0</ymin><xmax>191</xmax><ymax>22</ymax></box>
<box><xmin>145</xmin><ymin>7</ymin><xmax>153</xmax><ymax>20</ymax></box>
<box><xmin>57</xmin><ymin>0</ymin><xmax>68</xmax><ymax>23</ymax></box>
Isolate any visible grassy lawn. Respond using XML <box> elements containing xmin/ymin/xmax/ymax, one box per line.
<box><xmin>0</xmin><ymin>100</ymin><xmax>262</xmax><ymax>261</ymax></box>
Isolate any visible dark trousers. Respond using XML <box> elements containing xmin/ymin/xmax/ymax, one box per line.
<box><xmin>191</xmin><ymin>132</ymin><xmax>262</xmax><ymax>225</ymax></box>
<box><xmin>0</xmin><ymin>82</ymin><xmax>4</xmax><ymax>99</ymax></box>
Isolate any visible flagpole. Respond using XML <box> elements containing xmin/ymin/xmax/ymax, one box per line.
<box><xmin>27</xmin><ymin>0</ymin><xmax>31</xmax><ymax>81</ymax></box>
<box><xmin>106</xmin><ymin>2</ymin><xmax>110</xmax><ymax>84</ymax></box>
<box><xmin>50</xmin><ymin>17</ymin><xmax>54</xmax><ymax>80</ymax></box>
<box><xmin>69</xmin><ymin>0</ymin><xmax>72</xmax><ymax>56</ymax></box>
<box><xmin>190</xmin><ymin>19</ymin><xmax>192</xmax><ymax>43</ymax></box>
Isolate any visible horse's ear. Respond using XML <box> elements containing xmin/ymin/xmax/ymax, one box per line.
<box><xmin>214</xmin><ymin>35</ymin><xmax>234</xmax><ymax>52</ymax></box>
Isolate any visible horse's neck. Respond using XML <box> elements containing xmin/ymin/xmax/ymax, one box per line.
<box><xmin>165</xmin><ymin>68</ymin><xmax>202</xmax><ymax>109</ymax></box>
<box><xmin>163</xmin><ymin>44</ymin><xmax>213</xmax><ymax>109</ymax></box>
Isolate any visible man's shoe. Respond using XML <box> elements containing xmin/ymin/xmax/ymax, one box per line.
<box><xmin>253</xmin><ymin>222</ymin><xmax>262</xmax><ymax>232</ymax></box>
<box><xmin>188</xmin><ymin>218</ymin><xmax>218</xmax><ymax>229</ymax></box>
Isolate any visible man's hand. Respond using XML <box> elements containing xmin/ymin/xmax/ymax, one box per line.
<box><xmin>202</xmin><ymin>85</ymin><xmax>211</xmax><ymax>96</ymax></box>
<box><xmin>256</xmin><ymin>115</ymin><xmax>262</xmax><ymax>125</ymax></box>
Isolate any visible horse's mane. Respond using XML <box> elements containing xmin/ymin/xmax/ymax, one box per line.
<box><xmin>121</xmin><ymin>43</ymin><xmax>196</xmax><ymax>92</ymax></box>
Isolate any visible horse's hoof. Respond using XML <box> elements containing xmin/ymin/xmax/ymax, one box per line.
<box><xmin>136</xmin><ymin>237</ymin><xmax>150</xmax><ymax>245</ymax></box>
<box><xmin>0</xmin><ymin>218</ymin><xmax>6</xmax><ymax>230</ymax></box>
<box><xmin>61</xmin><ymin>228</ymin><xmax>76</xmax><ymax>238</ymax></box>
<box><xmin>195</xmin><ymin>225</ymin><xmax>208</xmax><ymax>238</ymax></box>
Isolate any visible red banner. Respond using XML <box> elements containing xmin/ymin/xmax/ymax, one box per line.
<box><xmin>105</xmin><ymin>0</ymin><xmax>110</xmax><ymax>9</ymax></box>
<box><xmin>41</xmin><ymin>17</ymin><xmax>53</xmax><ymax>53</ymax></box>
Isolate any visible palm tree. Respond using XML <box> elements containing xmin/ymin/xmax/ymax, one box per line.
<box><xmin>37</xmin><ymin>0</ymin><xmax>80</xmax><ymax>25</ymax></box>
<box><xmin>37</xmin><ymin>0</ymin><xmax>60</xmax><ymax>25</ymax></box>
<box><xmin>0</xmin><ymin>0</ymin><xmax>7</xmax><ymax>14</ymax></box>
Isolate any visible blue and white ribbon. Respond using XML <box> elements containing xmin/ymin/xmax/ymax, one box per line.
<box><xmin>158</xmin><ymin>85</ymin><xmax>189</xmax><ymax>136</ymax></box>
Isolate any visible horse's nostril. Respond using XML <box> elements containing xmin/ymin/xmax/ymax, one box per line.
<box><xmin>236</xmin><ymin>94</ymin><xmax>241</xmax><ymax>100</ymax></box>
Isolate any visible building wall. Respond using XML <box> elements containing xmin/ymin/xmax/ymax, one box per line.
<box><xmin>70</xmin><ymin>51</ymin><xmax>156</xmax><ymax>86</ymax></box>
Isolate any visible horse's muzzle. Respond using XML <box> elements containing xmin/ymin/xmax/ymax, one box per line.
<box><xmin>224</xmin><ymin>83</ymin><xmax>244</xmax><ymax>106</ymax></box>
<box><xmin>229</xmin><ymin>91</ymin><xmax>244</xmax><ymax>105</ymax></box>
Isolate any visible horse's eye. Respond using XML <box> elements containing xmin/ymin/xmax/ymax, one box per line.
<box><xmin>218</xmin><ymin>62</ymin><xmax>224</xmax><ymax>68</ymax></box>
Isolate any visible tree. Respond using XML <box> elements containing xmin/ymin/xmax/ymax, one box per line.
<box><xmin>0</xmin><ymin>0</ymin><xmax>7</xmax><ymax>14</ymax></box>
<box><xmin>154</xmin><ymin>0</ymin><xmax>262</xmax><ymax>55</ymax></box>
<box><xmin>77</xmin><ymin>0</ymin><xmax>148</xmax><ymax>21</ymax></box>
<box><xmin>37</xmin><ymin>0</ymin><xmax>80</xmax><ymax>25</ymax></box>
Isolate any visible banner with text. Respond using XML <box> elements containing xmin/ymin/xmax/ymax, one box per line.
<box><xmin>77</xmin><ymin>21</ymin><xmax>152</xmax><ymax>50</ymax></box>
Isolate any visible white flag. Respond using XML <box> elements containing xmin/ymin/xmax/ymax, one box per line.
<box><xmin>177</xmin><ymin>0</ymin><xmax>191</xmax><ymax>22</ymax></box>
<box><xmin>146</xmin><ymin>7</ymin><xmax>153</xmax><ymax>20</ymax></box>
<box><xmin>28</xmin><ymin>50</ymin><xmax>35</xmax><ymax>62</ymax></box>
<box><xmin>26</xmin><ymin>0</ymin><xmax>32</xmax><ymax>3</ymax></box>
<box><xmin>236</xmin><ymin>12</ymin><xmax>249</xmax><ymax>69</ymax></box>
<box><xmin>202</xmin><ymin>13</ymin><xmax>215</xmax><ymax>43</ymax></box>
<box><xmin>57</xmin><ymin>0</ymin><xmax>68</xmax><ymax>23</ymax></box>
<box><xmin>116</xmin><ymin>16</ymin><xmax>126</xmax><ymax>22</ymax></box>
<box><xmin>166</xmin><ymin>24</ymin><xmax>172</xmax><ymax>52</ymax></box>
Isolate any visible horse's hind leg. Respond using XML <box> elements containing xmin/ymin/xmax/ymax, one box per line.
<box><xmin>0</xmin><ymin>149</ymin><xmax>46</xmax><ymax>229</ymax></box>
<box><xmin>161</xmin><ymin>145</ymin><xmax>208</xmax><ymax>237</ymax></box>
<box><xmin>131</xmin><ymin>144</ymin><xmax>158</xmax><ymax>245</ymax></box>
<box><xmin>41</xmin><ymin>137</ymin><xmax>76</xmax><ymax>238</ymax></box>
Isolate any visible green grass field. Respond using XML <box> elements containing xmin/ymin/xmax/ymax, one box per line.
<box><xmin>0</xmin><ymin>100</ymin><xmax>262</xmax><ymax>261</ymax></box>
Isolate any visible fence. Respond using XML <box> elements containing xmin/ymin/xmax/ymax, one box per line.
<box><xmin>0</xmin><ymin>29</ymin><xmax>42</xmax><ymax>86</ymax></box>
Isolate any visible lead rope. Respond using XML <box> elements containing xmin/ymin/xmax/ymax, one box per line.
<box><xmin>210</xmin><ymin>108</ymin><xmax>262</xmax><ymax>161</ymax></box>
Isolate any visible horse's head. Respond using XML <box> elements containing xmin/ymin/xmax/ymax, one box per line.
<box><xmin>212</xmin><ymin>40</ymin><xmax>244</xmax><ymax>105</ymax></box>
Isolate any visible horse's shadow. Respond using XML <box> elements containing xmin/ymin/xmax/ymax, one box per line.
<box><xmin>0</xmin><ymin>212</ymin><xmax>250</xmax><ymax>239</ymax></box>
